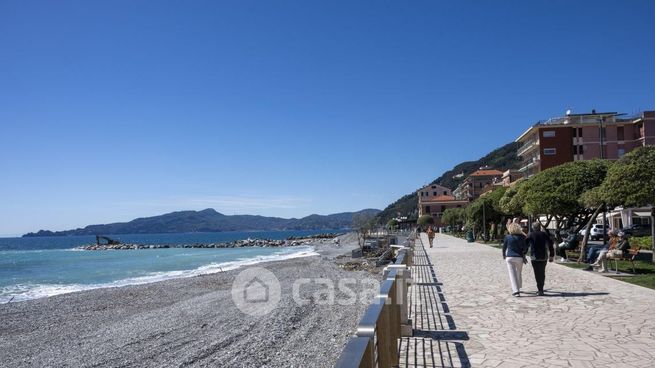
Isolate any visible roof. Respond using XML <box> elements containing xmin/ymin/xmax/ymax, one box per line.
<box><xmin>418</xmin><ymin>183</ymin><xmax>451</xmax><ymax>192</ymax></box>
<box><xmin>420</xmin><ymin>195</ymin><xmax>468</xmax><ymax>203</ymax></box>
<box><xmin>469</xmin><ymin>169</ymin><xmax>503</xmax><ymax>177</ymax></box>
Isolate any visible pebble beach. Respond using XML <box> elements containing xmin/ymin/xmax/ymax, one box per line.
<box><xmin>0</xmin><ymin>234</ymin><xmax>379</xmax><ymax>367</ymax></box>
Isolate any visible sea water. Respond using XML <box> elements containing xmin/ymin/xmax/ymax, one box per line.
<box><xmin>0</xmin><ymin>230</ymin><xmax>332</xmax><ymax>303</ymax></box>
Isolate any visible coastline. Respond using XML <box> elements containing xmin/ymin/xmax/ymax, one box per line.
<box><xmin>0</xmin><ymin>234</ymin><xmax>379</xmax><ymax>367</ymax></box>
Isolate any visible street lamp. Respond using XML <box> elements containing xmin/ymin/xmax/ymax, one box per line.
<box><xmin>599</xmin><ymin>114</ymin><xmax>608</xmax><ymax>247</ymax></box>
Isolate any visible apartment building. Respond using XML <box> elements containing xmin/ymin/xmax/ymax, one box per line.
<box><xmin>417</xmin><ymin>184</ymin><xmax>468</xmax><ymax>227</ymax></box>
<box><xmin>516</xmin><ymin>110</ymin><xmax>655</xmax><ymax>177</ymax></box>
<box><xmin>453</xmin><ymin>169</ymin><xmax>504</xmax><ymax>200</ymax></box>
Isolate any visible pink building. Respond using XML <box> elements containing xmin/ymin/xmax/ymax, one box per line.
<box><xmin>516</xmin><ymin>110</ymin><xmax>655</xmax><ymax>177</ymax></box>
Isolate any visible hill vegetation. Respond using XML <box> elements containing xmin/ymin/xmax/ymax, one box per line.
<box><xmin>376</xmin><ymin>142</ymin><xmax>520</xmax><ymax>223</ymax></box>
<box><xmin>23</xmin><ymin>208</ymin><xmax>381</xmax><ymax>237</ymax></box>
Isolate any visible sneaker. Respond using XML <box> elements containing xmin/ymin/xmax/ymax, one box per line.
<box><xmin>600</xmin><ymin>268</ymin><xmax>609</xmax><ymax>273</ymax></box>
<box><xmin>559</xmin><ymin>257</ymin><xmax>567</xmax><ymax>262</ymax></box>
<box><xmin>538</xmin><ymin>291</ymin><xmax>545</xmax><ymax>296</ymax></box>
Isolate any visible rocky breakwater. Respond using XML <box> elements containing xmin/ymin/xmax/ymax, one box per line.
<box><xmin>77</xmin><ymin>237</ymin><xmax>325</xmax><ymax>251</ymax></box>
<box><xmin>286</xmin><ymin>232</ymin><xmax>341</xmax><ymax>240</ymax></box>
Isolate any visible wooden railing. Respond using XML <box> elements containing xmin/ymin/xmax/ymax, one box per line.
<box><xmin>335</xmin><ymin>236</ymin><xmax>414</xmax><ymax>368</ymax></box>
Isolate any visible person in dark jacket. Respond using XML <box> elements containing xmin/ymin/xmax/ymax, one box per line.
<box><xmin>502</xmin><ymin>222</ymin><xmax>529</xmax><ymax>297</ymax></box>
<box><xmin>526</xmin><ymin>222</ymin><xmax>554</xmax><ymax>296</ymax></box>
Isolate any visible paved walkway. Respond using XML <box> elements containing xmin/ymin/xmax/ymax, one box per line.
<box><xmin>423</xmin><ymin>233</ymin><xmax>655</xmax><ymax>368</ymax></box>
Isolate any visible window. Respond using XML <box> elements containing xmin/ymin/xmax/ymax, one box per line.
<box><xmin>543</xmin><ymin>148</ymin><xmax>557</xmax><ymax>155</ymax></box>
<box><xmin>433</xmin><ymin>192</ymin><xmax>437</xmax><ymax>196</ymax></box>
<box><xmin>441</xmin><ymin>205</ymin><xmax>446</xmax><ymax>212</ymax></box>
<box><xmin>443</xmin><ymin>191</ymin><xmax>448</xmax><ymax>195</ymax></box>
<box><xmin>617</xmin><ymin>126</ymin><xmax>624</xmax><ymax>141</ymax></box>
<box><xmin>573</xmin><ymin>145</ymin><xmax>578</xmax><ymax>155</ymax></box>
<box><xmin>578</xmin><ymin>128</ymin><xmax>583</xmax><ymax>138</ymax></box>
<box><xmin>456</xmin><ymin>205</ymin><xmax>461</xmax><ymax>208</ymax></box>
<box><xmin>543</xmin><ymin>130</ymin><xmax>556</xmax><ymax>138</ymax></box>
<box><xmin>579</xmin><ymin>145</ymin><xmax>584</xmax><ymax>155</ymax></box>
<box><xmin>431</xmin><ymin>185</ymin><xmax>436</xmax><ymax>189</ymax></box>
<box><xmin>572</xmin><ymin>128</ymin><xmax>577</xmax><ymax>138</ymax></box>
<box><xmin>425</xmin><ymin>206</ymin><xmax>430</xmax><ymax>213</ymax></box>
<box><xmin>618</xmin><ymin>148</ymin><xmax>625</xmax><ymax>158</ymax></box>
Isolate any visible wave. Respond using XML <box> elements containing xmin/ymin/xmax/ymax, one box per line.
<box><xmin>0</xmin><ymin>246</ymin><xmax>319</xmax><ymax>303</ymax></box>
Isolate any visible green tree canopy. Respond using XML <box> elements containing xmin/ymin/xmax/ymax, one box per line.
<box><xmin>386</xmin><ymin>219</ymin><xmax>399</xmax><ymax>229</ymax></box>
<box><xmin>466</xmin><ymin>187</ymin><xmax>509</xmax><ymax>239</ymax></box>
<box><xmin>441</xmin><ymin>207</ymin><xmax>466</xmax><ymax>230</ymax></box>
<box><xmin>417</xmin><ymin>214</ymin><xmax>434</xmax><ymax>226</ymax></box>
<box><xmin>499</xmin><ymin>180</ymin><xmax>526</xmax><ymax>216</ymax></box>
<box><xmin>597</xmin><ymin>146</ymin><xmax>655</xmax><ymax>208</ymax></box>
<box><xmin>499</xmin><ymin>160</ymin><xmax>611</xmax><ymax>238</ymax></box>
<box><xmin>519</xmin><ymin>160</ymin><xmax>611</xmax><ymax>216</ymax></box>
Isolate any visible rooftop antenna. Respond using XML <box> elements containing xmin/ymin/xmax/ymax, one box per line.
<box><xmin>565</xmin><ymin>109</ymin><xmax>572</xmax><ymax>116</ymax></box>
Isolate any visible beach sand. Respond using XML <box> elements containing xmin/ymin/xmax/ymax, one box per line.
<box><xmin>0</xmin><ymin>234</ymin><xmax>378</xmax><ymax>367</ymax></box>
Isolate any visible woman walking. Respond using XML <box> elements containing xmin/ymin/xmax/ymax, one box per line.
<box><xmin>427</xmin><ymin>226</ymin><xmax>435</xmax><ymax>248</ymax></box>
<box><xmin>502</xmin><ymin>222</ymin><xmax>529</xmax><ymax>297</ymax></box>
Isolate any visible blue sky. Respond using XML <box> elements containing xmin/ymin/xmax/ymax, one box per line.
<box><xmin>1</xmin><ymin>1</ymin><xmax>654</xmax><ymax>236</ymax></box>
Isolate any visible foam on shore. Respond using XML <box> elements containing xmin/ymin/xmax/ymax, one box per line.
<box><xmin>0</xmin><ymin>246</ymin><xmax>318</xmax><ymax>303</ymax></box>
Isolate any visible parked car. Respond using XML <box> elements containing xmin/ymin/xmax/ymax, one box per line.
<box><xmin>621</xmin><ymin>224</ymin><xmax>652</xmax><ymax>237</ymax></box>
<box><xmin>579</xmin><ymin>224</ymin><xmax>607</xmax><ymax>241</ymax></box>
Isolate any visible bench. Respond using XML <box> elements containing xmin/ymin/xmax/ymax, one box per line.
<box><xmin>606</xmin><ymin>246</ymin><xmax>639</xmax><ymax>274</ymax></box>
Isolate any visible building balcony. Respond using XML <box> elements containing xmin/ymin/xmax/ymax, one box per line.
<box><xmin>517</xmin><ymin>139</ymin><xmax>539</xmax><ymax>157</ymax></box>
<box><xmin>518</xmin><ymin>157</ymin><xmax>540</xmax><ymax>173</ymax></box>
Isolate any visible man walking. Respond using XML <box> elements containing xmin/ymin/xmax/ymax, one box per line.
<box><xmin>526</xmin><ymin>222</ymin><xmax>554</xmax><ymax>296</ymax></box>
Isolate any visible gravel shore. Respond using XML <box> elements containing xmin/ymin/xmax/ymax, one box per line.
<box><xmin>0</xmin><ymin>234</ymin><xmax>378</xmax><ymax>367</ymax></box>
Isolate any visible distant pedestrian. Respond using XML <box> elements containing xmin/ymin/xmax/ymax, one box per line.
<box><xmin>503</xmin><ymin>222</ymin><xmax>528</xmax><ymax>297</ymax></box>
<box><xmin>526</xmin><ymin>222</ymin><xmax>554</xmax><ymax>296</ymax></box>
<box><xmin>427</xmin><ymin>226</ymin><xmax>435</xmax><ymax>248</ymax></box>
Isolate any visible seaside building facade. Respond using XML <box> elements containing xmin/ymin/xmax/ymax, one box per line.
<box><xmin>515</xmin><ymin>110</ymin><xmax>655</xmax><ymax>177</ymax></box>
<box><xmin>452</xmin><ymin>169</ymin><xmax>504</xmax><ymax>200</ymax></box>
<box><xmin>514</xmin><ymin>109</ymin><xmax>655</xmax><ymax>231</ymax></box>
<box><xmin>417</xmin><ymin>184</ymin><xmax>468</xmax><ymax>227</ymax></box>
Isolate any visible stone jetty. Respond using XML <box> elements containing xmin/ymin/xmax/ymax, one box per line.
<box><xmin>77</xmin><ymin>233</ymin><xmax>341</xmax><ymax>251</ymax></box>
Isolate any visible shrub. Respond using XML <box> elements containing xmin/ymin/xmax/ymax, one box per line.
<box><xmin>632</xmin><ymin>236</ymin><xmax>653</xmax><ymax>250</ymax></box>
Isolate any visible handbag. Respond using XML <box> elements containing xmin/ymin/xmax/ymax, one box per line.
<box><xmin>607</xmin><ymin>249</ymin><xmax>623</xmax><ymax>258</ymax></box>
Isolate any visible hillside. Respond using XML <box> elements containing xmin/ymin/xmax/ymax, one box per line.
<box><xmin>376</xmin><ymin>142</ymin><xmax>520</xmax><ymax>223</ymax></box>
<box><xmin>23</xmin><ymin>208</ymin><xmax>381</xmax><ymax>237</ymax></box>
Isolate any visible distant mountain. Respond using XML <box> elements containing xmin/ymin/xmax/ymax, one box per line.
<box><xmin>22</xmin><ymin>208</ymin><xmax>381</xmax><ymax>237</ymax></box>
<box><xmin>375</xmin><ymin>142</ymin><xmax>520</xmax><ymax>223</ymax></box>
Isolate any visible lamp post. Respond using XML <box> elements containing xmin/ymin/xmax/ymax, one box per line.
<box><xmin>599</xmin><ymin>115</ymin><xmax>608</xmax><ymax>246</ymax></box>
<box><xmin>482</xmin><ymin>200</ymin><xmax>487</xmax><ymax>241</ymax></box>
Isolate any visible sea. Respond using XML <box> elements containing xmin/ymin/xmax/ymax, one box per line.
<box><xmin>0</xmin><ymin>230</ymin><xmax>336</xmax><ymax>303</ymax></box>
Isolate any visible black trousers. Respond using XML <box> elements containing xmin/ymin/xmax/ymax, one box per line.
<box><xmin>531</xmin><ymin>260</ymin><xmax>547</xmax><ymax>292</ymax></box>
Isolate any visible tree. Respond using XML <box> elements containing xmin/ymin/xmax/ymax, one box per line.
<box><xmin>595</xmin><ymin>146</ymin><xmax>655</xmax><ymax>260</ymax></box>
<box><xmin>512</xmin><ymin>160</ymin><xmax>611</xmax><ymax>241</ymax></box>
<box><xmin>442</xmin><ymin>207</ymin><xmax>466</xmax><ymax>233</ymax></box>
<box><xmin>417</xmin><ymin>215</ymin><xmax>434</xmax><ymax>228</ymax></box>
<box><xmin>499</xmin><ymin>180</ymin><xmax>527</xmax><ymax>217</ymax></box>
<box><xmin>386</xmin><ymin>219</ymin><xmax>399</xmax><ymax>230</ymax></box>
<box><xmin>466</xmin><ymin>187</ymin><xmax>508</xmax><ymax>240</ymax></box>
<box><xmin>353</xmin><ymin>212</ymin><xmax>378</xmax><ymax>249</ymax></box>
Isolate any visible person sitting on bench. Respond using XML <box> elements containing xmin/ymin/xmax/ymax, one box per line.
<box><xmin>591</xmin><ymin>230</ymin><xmax>619</xmax><ymax>272</ymax></box>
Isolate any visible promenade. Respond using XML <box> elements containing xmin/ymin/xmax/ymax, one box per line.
<box><xmin>419</xmin><ymin>233</ymin><xmax>655</xmax><ymax>367</ymax></box>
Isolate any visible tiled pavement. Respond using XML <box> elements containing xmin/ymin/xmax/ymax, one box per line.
<box><xmin>398</xmin><ymin>234</ymin><xmax>469</xmax><ymax>367</ymax></box>
<box><xmin>417</xmin><ymin>233</ymin><xmax>655</xmax><ymax>368</ymax></box>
